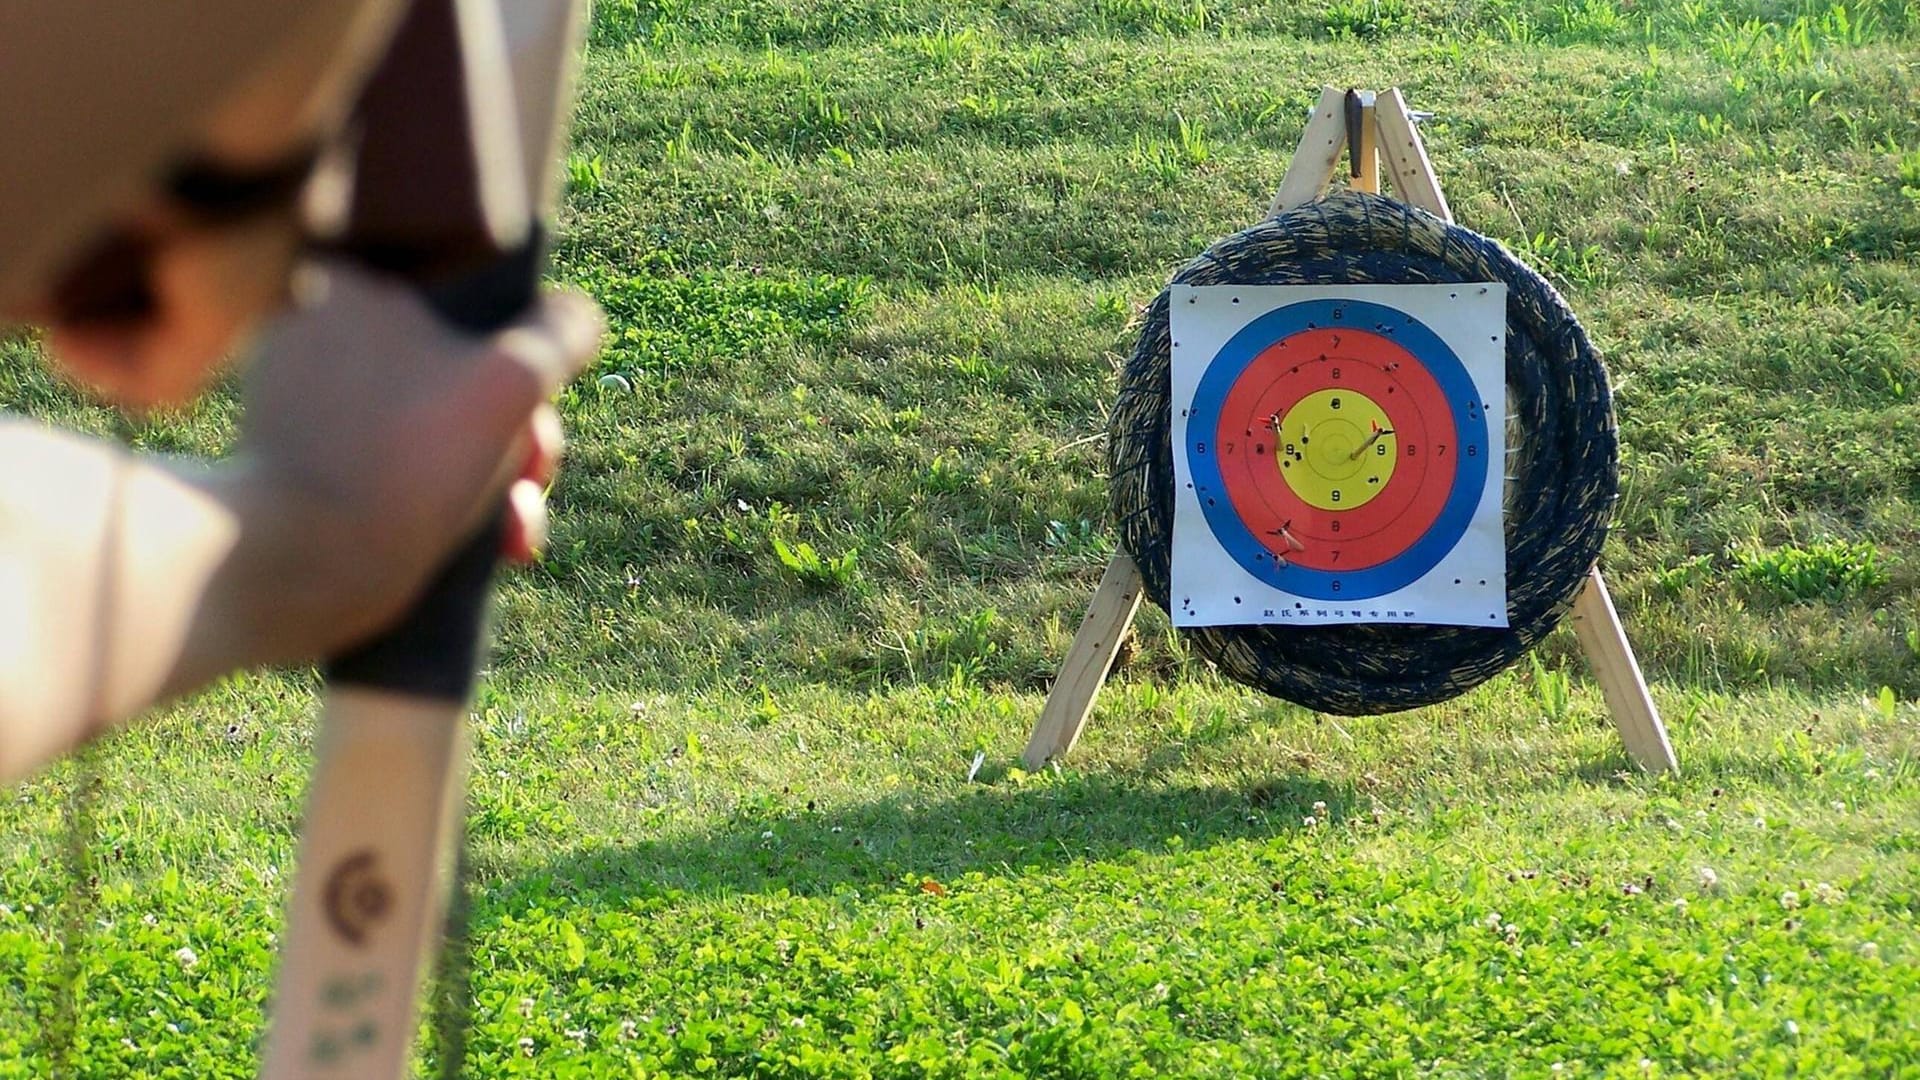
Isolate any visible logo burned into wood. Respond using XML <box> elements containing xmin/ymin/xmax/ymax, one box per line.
<box><xmin>321</xmin><ymin>849</ymin><xmax>394</xmax><ymax>947</ymax></box>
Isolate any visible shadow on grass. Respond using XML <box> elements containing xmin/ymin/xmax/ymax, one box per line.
<box><xmin>480</xmin><ymin>768</ymin><xmax>1352</xmax><ymax>912</ymax></box>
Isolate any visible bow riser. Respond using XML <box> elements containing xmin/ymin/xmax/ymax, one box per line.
<box><xmin>260</xmin><ymin>1</ymin><xmax>585</xmax><ymax>1076</ymax></box>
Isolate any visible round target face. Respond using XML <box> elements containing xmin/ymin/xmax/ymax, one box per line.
<box><xmin>1186</xmin><ymin>298</ymin><xmax>1491</xmax><ymax>601</ymax></box>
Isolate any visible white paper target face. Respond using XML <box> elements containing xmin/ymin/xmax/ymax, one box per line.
<box><xmin>1169</xmin><ymin>283</ymin><xmax>1508</xmax><ymax>628</ymax></box>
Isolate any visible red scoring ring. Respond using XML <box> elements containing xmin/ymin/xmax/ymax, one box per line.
<box><xmin>1211</xmin><ymin>327</ymin><xmax>1459</xmax><ymax>571</ymax></box>
<box><xmin>1231</xmin><ymin>349</ymin><xmax>1435</xmax><ymax>547</ymax></box>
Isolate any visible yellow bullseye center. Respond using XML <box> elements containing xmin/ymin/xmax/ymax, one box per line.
<box><xmin>1275</xmin><ymin>388</ymin><xmax>1397</xmax><ymax>511</ymax></box>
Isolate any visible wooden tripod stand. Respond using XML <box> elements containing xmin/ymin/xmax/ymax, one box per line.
<box><xmin>1023</xmin><ymin>87</ymin><xmax>1679</xmax><ymax>775</ymax></box>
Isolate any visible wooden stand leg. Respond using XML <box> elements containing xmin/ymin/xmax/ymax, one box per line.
<box><xmin>1023</xmin><ymin>555</ymin><xmax>1145</xmax><ymax>768</ymax></box>
<box><xmin>1374</xmin><ymin>88</ymin><xmax>1451</xmax><ymax>221</ymax></box>
<box><xmin>1268</xmin><ymin>86</ymin><xmax>1349</xmax><ymax>218</ymax></box>
<box><xmin>1568</xmin><ymin>568</ymin><xmax>1678</xmax><ymax>773</ymax></box>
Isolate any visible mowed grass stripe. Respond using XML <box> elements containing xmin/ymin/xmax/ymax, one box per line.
<box><xmin>572</xmin><ymin>35</ymin><xmax>1917</xmax><ymax>163</ymax></box>
<box><xmin>585</xmin><ymin>0</ymin><xmax>1920</xmax><ymax>50</ymax></box>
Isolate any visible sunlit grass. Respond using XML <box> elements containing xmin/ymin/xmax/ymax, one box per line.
<box><xmin>4</xmin><ymin>0</ymin><xmax>1920</xmax><ymax>1073</ymax></box>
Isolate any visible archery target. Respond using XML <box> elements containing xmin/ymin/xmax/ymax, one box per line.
<box><xmin>1169</xmin><ymin>284</ymin><xmax>1508</xmax><ymax>627</ymax></box>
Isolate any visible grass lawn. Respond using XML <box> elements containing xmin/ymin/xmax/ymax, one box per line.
<box><xmin>5</xmin><ymin>0</ymin><xmax>1920</xmax><ymax>1075</ymax></box>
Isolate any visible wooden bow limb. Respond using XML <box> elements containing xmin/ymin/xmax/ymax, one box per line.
<box><xmin>259</xmin><ymin>0</ymin><xmax>585</xmax><ymax>1076</ymax></box>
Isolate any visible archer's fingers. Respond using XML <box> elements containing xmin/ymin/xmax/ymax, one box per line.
<box><xmin>454</xmin><ymin>289</ymin><xmax>602</xmax><ymax>448</ymax></box>
<box><xmin>494</xmin><ymin>288</ymin><xmax>604</xmax><ymax>397</ymax></box>
<box><xmin>521</xmin><ymin>403</ymin><xmax>563</xmax><ymax>488</ymax></box>
<box><xmin>500</xmin><ymin>477</ymin><xmax>549</xmax><ymax>565</ymax></box>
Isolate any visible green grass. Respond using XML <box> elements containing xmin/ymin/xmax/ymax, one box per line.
<box><xmin>5</xmin><ymin>0</ymin><xmax>1920</xmax><ymax>1074</ymax></box>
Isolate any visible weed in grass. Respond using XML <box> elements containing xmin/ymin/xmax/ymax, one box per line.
<box><xmin>910</xmin><ymin>23</ymin><xmax>986</xmax><ymax>69</ymax></box>
<box><xmin>771</xmin><ymin>536</ymin><xmax>861</xmax><ymax>589</ymax></box>
<box><xmin>1513</xmin><ymin>230</ymin><xmax>1609</xmax><ymax>289</ymax></box>
<box><xmin>1730</xmin><ymin>539</ymin><xmax>1889</xmax><ymax>604</ymax></box>
<box><xmin>1555</xmin><ymin>0</ymin><xmax>1627</xmax><ymax>43</ymax></box>
<box><xmin>661</xmin><ymin>117</ymin><xmax>696</xmax><ymax>164</ymax></box>
<box><xmin>1323</xmin><ymin>0</ymin><xmax>1410</xmax><ymax>39</ymax></box>
<box><xmin>912</xmin><ymin>608</ymin><xmax>1002</xmax><ymax>683</ymax></box>
<box><xmin>1897</xmin><ymin>146</ymin><xmax>1920</xmax><ymax>206</ymax></box>
<box><xmin>1495</xmin><ymin>10</ymin><xmax>1543</xmax><ymax>44</ymax></box>
<box><xmin>1528</xmin><ymin>654</ymin><xmax>1574</xmax><ymax>724</ymax></box>
<box><xmin>578</xmin><ymin>261</ymin><xmax>869</xmax><ymax>381</ymax></box>
<box><xmin>1174</xmin><ymin>111</ymin><xmax>1211</xmax><ymax>167</ymax></box>
<box><xmin>565</xmin><ymin>151</ymin><xmax>606</xmax><ymax>196</ymax></box>
<box><xmin>1874</xmin><ymin>684</ymin><xmax>1898</xmax><ymax>719</ymax></box>
<box><xmin>1044</xmin><ymin>518</ymin><xmax>1112</xmax><ymax>560</ymax></box>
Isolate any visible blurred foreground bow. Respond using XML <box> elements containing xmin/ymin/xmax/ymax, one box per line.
<box><xmin>260</xmin><ymin>1</ymin><xmax>585</xmax><ymax>1076</ymax></box>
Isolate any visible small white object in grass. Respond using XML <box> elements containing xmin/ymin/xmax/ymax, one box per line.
<box><xmin>1859</xmin><ymin>941</ymin><xmax>1881</xmax><ymax>960</ymax></box>
<box><xmin>967</xmin><ymin>749</ymin><xmax>986</xmax><ymax>783</ymax></box>
<box><xmin>1698</xmin><ymin>866</ymin><xmax>1720</xmax><ymax>890</ymax></box>
<box><xmin>597</xmin><ymin>372</ymin><xmax>632</xmax><ymax>393</ymax></box>
<box><xmin>1780</xmin><ymin>889</ymin><xmax>1801</xmax><ymax>910</ymax></box>
<box><xmin>174</xmin><ymin>946</ymin><xmax>199</xmax><ymax>971</ymax></box>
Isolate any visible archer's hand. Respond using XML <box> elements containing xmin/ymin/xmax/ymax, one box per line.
<box><xmin>239</xmin><ymin>258</ymin><xmax>601</xmax><ymax>638</ymax></box>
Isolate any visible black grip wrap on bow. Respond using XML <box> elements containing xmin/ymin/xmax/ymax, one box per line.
<box><xmin>322</xmin><ymin>228</ymin><xmax>545</xmax><ymax>700</ymax></box>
